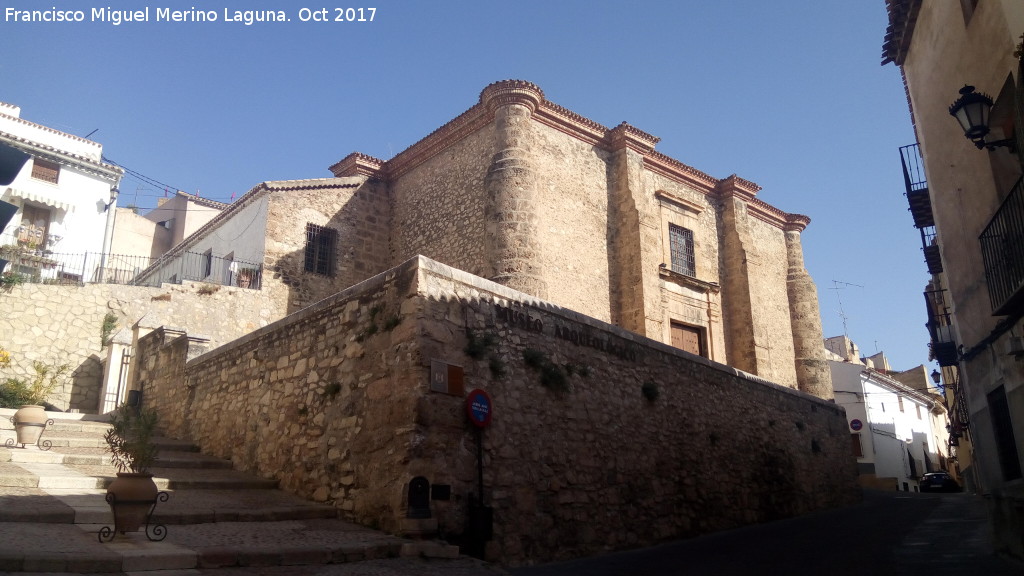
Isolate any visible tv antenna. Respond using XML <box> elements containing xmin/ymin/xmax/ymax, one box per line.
<box><xmin>828</xmin><ymin>279</ymin><xmax>864</xmax><ymax>338</ymax></box>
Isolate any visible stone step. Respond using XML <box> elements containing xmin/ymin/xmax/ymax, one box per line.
<box><xmin>0</xmin><ymin>518</ymin><xmax>419</xmax><ymax>573</ymax></box>
<box><xmin>2</xmin><ymin>446</ymin><xmax>229</xmax><ymax>469</ymax></box>
<box><xmin>0</xmin><ymin>487</ymin><xmax>340</xmax><ymax>525</ymax></box>
<box><xmin>0</xmin><ymin>461</ymin><xmax>279</xmax><ymax>491</ymax></box>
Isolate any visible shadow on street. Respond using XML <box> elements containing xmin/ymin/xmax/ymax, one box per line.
<box><xmin>510</xmin><ymin>490</ymin><xmax>1024</xmax><ymax>576</ymax></box>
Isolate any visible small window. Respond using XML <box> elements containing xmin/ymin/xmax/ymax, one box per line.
<box><xmin>30</xmin><ymin>158</ymin><xmax>60</xmax><ymax>184</ymax></box>
<box><xmin>304</xmin><ymin>223</ymin><xmax>338</xmax><ymax>277</ymax></box>
<box><xmin>851</xmin><ymin>434</ymin><xmax>863</xmax><ymax>458</ymax></box>
<box><xmin>898</xmin><ymin>396</ymin><xmax>905</xmax><ymax>412</ymax></box>
<box><xmin>916</xmin><ymin>404</ymin><xmax>922</xmax><ymax>420</ymax></box>
<box><xmin>668</xmin><ymin>224</ymin><xmax>695</xmax><ymax>277</ymax></box>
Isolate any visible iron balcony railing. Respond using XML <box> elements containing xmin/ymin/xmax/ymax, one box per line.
<box><xmin>924</xmin><ymin>288</ymin><xmax>958</xmax><ymax>367</ymax></box>
<box><xmin>979</xmin><ymin>176</ymin><xmax>1024</xmax><ymax>315</ymax></box>
<box><xmin>0</xmin><ymin>248</ymin><xmax>262</xmax><ymax>290</ymax></box>
<box><xmin>900</xmin><ymin>143</ymin><xmax>935</xmax><ymax>228</ymax></box>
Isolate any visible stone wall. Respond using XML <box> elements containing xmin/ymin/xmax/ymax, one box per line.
<box><xmin>0</xmin><ymin>282</ymin><xmax>272</xmax><ymax>412</ymax></box>
<box><xmin>136</xmin><ymin>262</ymin><xmax>424</xmax><ymax>530</ymax></box>
<box><xmin>263</xmin><ymin>178</ymin><xmax>391</xmax><ymax>315</ymax></box>
<box><xmin>390</xmin><ymin>126</ymin><xmax>495</xmax><ymax>279</ymax></box>
<box><xmin>138</xmin><ymin>256</ymin><xmax>860</xmax><ymax>565</ymax></box>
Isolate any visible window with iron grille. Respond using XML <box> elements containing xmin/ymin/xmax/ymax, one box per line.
<box><xmin>304</xmin><ymin>223</ymin><xmax>338</xmax><ymax>276</ymax></box>
<box><xmin>669</xmin><ymin>224</ymin><xmax>695</xmax><ymax>277</ymax></box>
<box><xmin>30</xmin><ymin>158</ymin><xmax>60</xmax><ymax>184</ymax></box>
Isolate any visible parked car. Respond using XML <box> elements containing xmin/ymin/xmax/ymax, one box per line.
<box><xmin>920</xmin><ymin>472</ymin><xmax>961</xmax><ymax>493</ymax></box>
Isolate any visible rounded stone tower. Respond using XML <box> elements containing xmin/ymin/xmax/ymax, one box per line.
<box><xmin>479</xmin><ymin>80</ymin><xmax>548</xmax><ymax>299</ymax></box>
<box><xmin>784</xmin><ymin>215</ymin><xmax>834</xmax><ymax>400</ymax></box>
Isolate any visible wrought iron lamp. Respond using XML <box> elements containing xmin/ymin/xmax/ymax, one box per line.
<box><xmin>948</xmin><ymin>85</ymin><xmax>1015</xmax><ymax>150</ymax></box>
<box><xmin>931</xmin><ymin>369</ymin><xmax>941</xmax><ymax>385</ymax></box>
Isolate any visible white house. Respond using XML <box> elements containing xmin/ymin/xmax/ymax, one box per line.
<box><xmin>0</xmin><ymin>102</ymin><xmax>122</xmax><ymax>283</ymax></box>
<box><xmin>827</xmin><ymin>336</ymin><xmax>950</xmax><ymax>492</ymax></box>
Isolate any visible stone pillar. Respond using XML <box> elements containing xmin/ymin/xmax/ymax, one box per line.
<box><xmin>718</xmin><ymin>194</ymin><xmax>759</xmax><ymax>375</ymax></box>
<box><xmin>784</xmin><ymin>217</ymin><xmax>833</xmax><ymax>400</ymax></box>
<box><xmin>606</xmin><ymin>122</ymin><xmax>661</xmax><ymax>336</ymax></box>
<box><xmin>480</xmin><ymin>80</ymin><xmax>547</xmax><ymax>299</ymax></box>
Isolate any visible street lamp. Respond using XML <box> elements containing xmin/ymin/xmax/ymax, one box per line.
<box><xmin>931</xmin><ymin>369</ymin><xmax>941</xmax><ymax>385</ymax></box>
<box><xmin>948</xmin><ymin>85</ymin><xmax>1015</xmax><ymax>150</ymax></box>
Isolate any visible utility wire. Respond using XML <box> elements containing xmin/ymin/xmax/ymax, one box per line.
<box><xmin>102</xmin><ymin>156</ymin><xmax>183</xmax><ymax>195</ymax></box>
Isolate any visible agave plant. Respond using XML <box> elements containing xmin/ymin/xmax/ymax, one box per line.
<box><xmin>104</xmin><ymin>405</ymin><xmax>159</xmax><ymax>474</ymax></box>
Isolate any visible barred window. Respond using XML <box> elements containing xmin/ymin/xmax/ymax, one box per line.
<box><xmin>30</xmin><ymin>158</ymin><xmax>60</xmax><ymax>184</ymax></box>
<box><xmin>669</xmin><ymin>224</ymin><xmax>695</xmax><ymax>277</ymax></box>
<box><xmin>304</xmin><ymin>223</ymin><xmax>338</xmax><ymax>276</ymax></box>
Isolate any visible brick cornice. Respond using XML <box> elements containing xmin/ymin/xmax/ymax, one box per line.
<box><xmin>784</xmin><ymin>214</ymin><xmax>811</xmax><ymax>232</ymax></box>
<box><xmin>479</xmin><ymin>79</ymin><xmax>545</xmax><ymax>114</ymax></box>
<box><xmin>329</xmin><ymin>152</ymin><xmax>385</xmax><ymax>178</ymax></box>
<box><xmin>607</xmin><ymin>122</ymin><xmax>660</xmax><ymax>153</ymax></box>
<box><xmin>323</xmin><ymin>81</ymin><xmax>799</xmax><ymax>231</ymax></box>
<box><xmin>644</xmin><ymin>151</ymin><xmax>720</xmax><ymax>193</ymax></box>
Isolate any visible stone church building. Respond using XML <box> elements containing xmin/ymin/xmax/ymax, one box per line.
<box><xmin>136</xmin><ymin>79</ymin><xmax>832</xmax><ymax>400</ymax></box>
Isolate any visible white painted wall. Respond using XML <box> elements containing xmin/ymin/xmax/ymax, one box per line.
<box><xmin>0</xmin><ymin>103</ymin><xmax>120</xmax><ymax>282</ymax></box>
<box><xmin>139</xmin><ymin>195</ymin><xmax>268</xmax><ymax>287</ymax></box>
<box><xmin>831</xmin><ymin>359</ymin><xmax>939</xmax><ymax>492</ymax></box>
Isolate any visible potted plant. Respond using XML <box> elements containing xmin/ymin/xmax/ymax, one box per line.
<box><xmin>100</xmin><ymin>405</ymin><xmax>168</xmax><ymax>541</ymax></box>
<box><xmin>2</xmin><ymin>360</ymin><xmax>67</xmax><ymax>450</ymax></box>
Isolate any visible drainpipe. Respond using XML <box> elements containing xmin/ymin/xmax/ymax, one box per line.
<box><xmin>98</xmin><ymin>184</ymin><xmax>119</xmax><ymax>283</ymax></box>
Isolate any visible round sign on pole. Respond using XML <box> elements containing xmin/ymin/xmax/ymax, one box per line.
<box><xmin>850</xmin><ymin>419</ymin><xmax>863</xmax><ymax>432</ymax></box>
<box><xmin>466</xmin><ymin>389</ymin><xmax>493</xmax><ymax>429</ymax></box>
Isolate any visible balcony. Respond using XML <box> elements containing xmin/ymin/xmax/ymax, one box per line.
<box><xmin>900</xmin><ymin>144</ymin><xmax>935</xmax><ymax>228</ymax></box>
<box><xmin>924</xmin><ymin>288</ymin><xmax>958</xmax><ymax>367</ymax></box>
<box><xmin>922</xmin><ymin>233</ymin><xmax>943</xmax><ymax>274</ymax></box>
<box><xmin>979</xmin><ymin>176</ymin><xmax>1024</xmax><ymax>315</ymax></box>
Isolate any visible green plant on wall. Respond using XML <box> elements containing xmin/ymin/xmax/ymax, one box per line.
<box><xmin>0</xmin><ymin>360</ymin><xmax>70</xmax><ymax>408</ymax></box>
<box><xmin>464</xmin><ymin>329</ymin><xmax>507</xmax><ymax>380</ymax></box>
<box><xmin>323</xmin><ymin>382</ymin><xmax>341</xmax><ymax>398</ymax></box>
<box><xmin>522</xmin><ymin>348</ymin><xmax>570</xmax><ymax>392</ymax></box>
<box><xmin>641</xmin><ymin>380</ymin><xmax>659</xmax><ymax>402</ymax></box>
<box><xmin>101</xmin><ymin>312</ymin><xmax>118</xmax><ymax>348</ymax></box>
<box><xmin>0</xmin><ymin>271</ymin><xmax>28</xmax><ymax>289</ymax></box>
<box><xmin>464</xmin><ymin>329</ymin><xmax>497</xmax><ymax>359</ymax></box>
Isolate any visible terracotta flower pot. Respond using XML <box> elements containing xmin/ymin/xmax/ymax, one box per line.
<box><xmin>105</xmin><ymin>473</ymin><xmax>159</xmax><ymax>534</ymax></box>
<box><xmin>13</xmin><ymin>405</ymin><xmax>47</xmax><ymax>446</ymax></box>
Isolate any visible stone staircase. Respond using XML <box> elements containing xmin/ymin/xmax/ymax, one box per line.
<box><xmin>0</xmin><ymin>409</ymin><xmax>472</xmax><ymax>574</ymax></box>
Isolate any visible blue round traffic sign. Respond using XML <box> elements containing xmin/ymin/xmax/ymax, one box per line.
<box><xmin>466</xmin><ymin>389</ymin><xmax>493</xmax><ymax>429</ymax></box>
<box><xmin>850</xmin><ymin>419</ymin><xmax>863</xmax><ymax>431</ymax></box>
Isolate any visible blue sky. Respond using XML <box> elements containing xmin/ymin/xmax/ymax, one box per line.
<box><xmin>1</xmin><ymin>1</ymin><xmax>931</xmax><ymax>370</ymax></box>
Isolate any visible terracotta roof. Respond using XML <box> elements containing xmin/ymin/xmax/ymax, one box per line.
<box><xmin>881</xmin><ymin>0</ymin><xmax>922</xmax><ymax>66</ymax></box>
<box><xmin>0</xmin><ymin>130</ymin><xmax>122</xmax><ymax>181</ymax></box>
<box><xmin>174</xmin><ymin>190</ymin><xmax>229</xmax><ymax>210</ymax></box>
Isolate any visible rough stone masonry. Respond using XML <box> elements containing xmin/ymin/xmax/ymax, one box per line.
<box><xmin>136</xmin><ymin>256</ymin><xmax>860</xmax><ymax>565</ymax></box>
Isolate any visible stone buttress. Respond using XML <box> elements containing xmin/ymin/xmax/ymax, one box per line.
<box><xmin>480</xmin><ymin>81</ymin><xmax>548</xmax><ymax>299</ymax></box>
<box><xmin>784</xmin><ymin>216</ymin><xmax>834</xmax><ymax>400</ymax></box>
<box><xmin>606</xmin><ymin>123</ymin><xmax>662</xmax><ymax>337</ymax></box>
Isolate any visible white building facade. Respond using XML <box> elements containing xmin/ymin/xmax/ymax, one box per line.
<box><xmin>830</xmin><ymin>353</ymin><xmax>948</xmax><ymax>492</ymax></box>
<box><xmin>0</xmin><ymin>102</ymin><xmax>122</xmax><ymax>282</ymax></box>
